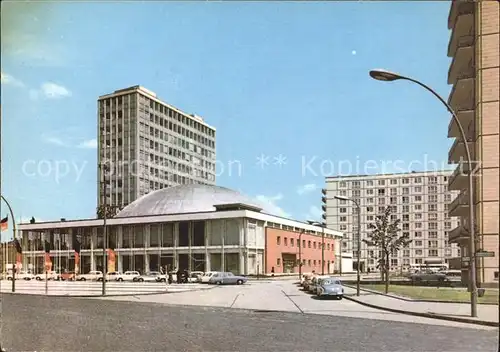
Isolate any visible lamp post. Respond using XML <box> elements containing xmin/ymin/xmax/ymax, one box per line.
<box><xmin>1</xmin><ymin>195</ymin><xmax>17</xmax><ymax>292</ymax></box>
<box><xmin>99</xmin><ymin>163</ymin><xmax>109</xmax><ymax>296</ymax></box>
<box><xmin>369</xmin><ymin>69</ymin><xmax>478</xmax><ymax>317</ymax></box>
<box><xmin>298</xmin><ymin>230</ymin><xmax>304</xmax><ymax>280</ymax></box>
<box><xmin>307</xmin><ymin>221</ymin><xmax>326</xmax><ymax>275</ymax></box>
<box><xmin>335</xmin><ymin>195</ymin><xmax>361</xmax><ymax>296</ymax></box>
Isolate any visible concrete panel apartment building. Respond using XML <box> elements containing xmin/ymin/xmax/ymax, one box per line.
<box><xmin>97</xmin><ymin>85</ymin><xmax>217</xmax><ymax>209</ymax></box>
<box><xmin>325</xmin><ymin>171</ymin><xmax>461</xmax><ymax>274</ymax></box>
<box><xmin>446</xmin><ymin>0</ymin><xmax>499</xmax><ymax>285</ymax></box>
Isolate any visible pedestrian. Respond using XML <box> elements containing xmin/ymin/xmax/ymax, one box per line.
<box><xmin>167</xmin><ymin>271</ymin><xmax>173</xmax><ymax>285</ymax></box>
<box><xmin>271</xmin><ymin>267</ymin><xmax>275</xmax><ymax>277</ymax></box>
<box><xmin>176</xmin><ymin>268</ymin><xmax>182</xmax><ymax>284</ymax></box>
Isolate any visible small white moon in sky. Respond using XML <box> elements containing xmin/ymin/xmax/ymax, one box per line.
<box><xmin>352</xmin><ymin>50</ymin><xmax>357</xmax><ymax>55</ymax></box>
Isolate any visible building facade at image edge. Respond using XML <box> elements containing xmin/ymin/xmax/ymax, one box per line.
<box><xmin>14</xmin><ymin>185</ymin><xmax>342</xmax><ymax>276</ymax></box>
<box><xmin>447</xmin><ymin>0</ymin><xmax>499</xmax><ymax>285</ymax></box>
<box><xmin>325</xmin><ymin>171</ymin><xmax>461</xmax><ymax>274</ymax></box>
<box><xmin>97</xmin><ymin>85</ymin><xmax>217</xmax><ymax>210</ymax></box>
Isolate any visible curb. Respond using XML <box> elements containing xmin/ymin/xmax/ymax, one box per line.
<box><xmin>343</xmin><ymin>294</ymin><xmax>499</xmax><ymax>327</ymax></box>
<box><xmin>344</xmin><ymin>284</ymin><xmax>498</xmax><ymax>306</ymax></box>
<box><xmin>0</xmin><ymin>286</ymin><xmax>216</xmax><ymax>298</ymax></box>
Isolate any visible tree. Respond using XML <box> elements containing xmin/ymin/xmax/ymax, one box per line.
<box><xmin>363</xmin><ymin>206</ymin><xmax>412</xmax><ymax>294</ymax></box>
<box><xmin>96</xmin><ymin>205</ymin><xmax>121</xmax><ymax>219</ymax></box>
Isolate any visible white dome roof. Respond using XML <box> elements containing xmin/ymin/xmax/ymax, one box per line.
<box><xmin>115</xmin><ymin>184</ymin><xmax>275</xmax><ymax>218</ymax></box>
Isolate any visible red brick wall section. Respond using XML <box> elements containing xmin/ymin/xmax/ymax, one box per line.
<box><xmin>265</xmin><ymin>227</ymin><xmax>336</xmax><ymax>274</ymax></box>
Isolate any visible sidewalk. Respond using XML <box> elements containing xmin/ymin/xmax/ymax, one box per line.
<box><xmin>343</xmin><ymin>286</ymin><xmax>498</xmax><ymax>327</ymax></box>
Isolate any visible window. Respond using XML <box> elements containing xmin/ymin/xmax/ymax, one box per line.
<box><xmin>402</xmin><ymin>187</ymin><xmax>409</xmax><ymax>195</ymax></box>
<box><xmin>415</xmin><ymin>258</ymin><xmax>423</xmax><ymax>264</ymax></box>
<box><xmin>366</xmin><ymin>180</ymin><xmax>374</xmax><ymax>186</ymax></box>
<box><xmin>390</xmin><ymin>197</ymin><xmax>397</xmax><ymax>204</ymax></box>
<box><xmin>415</xmin><ymin>240</ymin><xmax>422</xmax><ymax>246</ymax></box>
<box><xmin>308</xmin><ymin>241</ymin><xmax>311</xmax><ymax>248</ymax></box>
<box><xmin>366</xmin><ymin>207</ymin><xmax>374</xmax><ymax>213</ymax></box>
<box><xmin>428</xmin><ymin>204</ymin><xmax>437</xmax><ymax>211</ymax></box>
<box><xmin>415</xmin><ymin>223</ymin><xmax>422</xmax><ymax>228</ymax></box>
<box><xmin>276</xmin><ymin>236</ymin><xmax>281</xmax><ymax>245</ymax></box>
<box><xmin>415</xmin><ymin>204</ymin><xmax>422</xmax><ymax>210</ymax></box>
<box><xmin>378</xmin><ymin>189</ymin><xmax>385</xmax><ymax>195</ymax></box>
<box><xmin>340</xmin><ymin>216</ymin><xmax>347</xmax><ymax>222</ymax></box>
<box><xmin>378</xmin><ymin>198</ymin><xmax>385</xmax><ymax>205</ymax></box>
<box><xmin>390</xmin><ymin>179</ymin><xmax>398</xmax><ymax>185</ymax></box>
<box><xmin>367</xmin><ymin>189</ymin><xmax>374</xmax><ymax>195</ymax></box>
<box><xmin>414</xmin><ymin>186</ymin><xmax>422</xmax><ymax>192</ymax></box>
<box><xmin>429</xmin><ymin>249</ymin><xmax>438</xmax><ymax>257</ymax></box>
<box><xmin>415</xmin><ymin>195</ymin><xmax>422</xmax><ymax>202</ymax></box>
<box><xmin>340</xmin><ymin>225</ymin><xmax>347</xmax><ymax>231</ymax></box>
<box><xmin>429</xmin><ymin>231</ymin><xmax>438</xmax><ymax>239</ymax></box>
<box><xmin>378</xmin><ymin>180</ymin><xmax>385</xmax><ymax>186</ymax></box>
<box><xmin>429</xmin><ymin>213</ymin><xmax>438</xmax><ymax>221</ymax></box>
<box><xmin>428</xmin><ymin>185</ymin><xmax>437</xmax><ymax>193</ymax></box>
<box><xmin>367</xmin><ymin>198</ymin><xmax>374</xmax><ymax>204</ymax></box>
<box><xmin>428</xmin><ymin>240</ymin><xmax>438</xmax><ymax>248</ymax></box>
<box><xmin>366</xmin><ymin>215</ymin><xmax>374</xmax><ymax>221</ymax></box>
<box><xmin>403</xmin><ymin>223</ymin><xmax>409</xmax><ymax>230</ymax></box>
<box><xmin>414</xmin><ymin>177</ymin><xmax>422</xmax><ymax>184</ymax></box>
<box><xmin>284</xmin><ymin>237</ymin><xmax>288</xmax><ymax>246</ymax></box>
<box><xmin>402</xmin><ymin>178</ymin><xmax>410</xmax><ymax>184</ymax></box>
<box><xmin>429</xmin><ymin>222</ymin><xmax>438</xmax><ymax>230</ymax></box>
<box><xmin>277</xmin><ymin>258</ymin><xmax>281</xmax><ymax>266</ymax></box>
<box><xmin>340</xmin><ymin>208</ymin><xmax>347</xmax><ymax>213</ymax></box>
<box><xmin>313</xmin><ymin>242</ymin><xmax>317</xmax><ymax>249</ymax></box>
<box><xmin>414</xmin><ymin>213</ymin><xmax>422</xmax><ymax>220</ymax></box>
<box><xmin>403</xmin><ymin>214</ymin><xmax>410</xmax><ymax>221</ymax></box>
<box><xmin>291</xmin><ymin>238</ymin><xmax>294</xmax><ymax>247</ymax></box>
<box><xmin>416</xmin><ymin>250</ymin><xmax>423</xmax><ymax>255</ymax></box>
<box><xmin>429</xmin><ymin>176</ymin><xmax>437</xmax><ymax>184</ymax></box>
<box><xmin>445</xmin><ymin>221</ymin><xmax>451</xmax><ymax>229</ymax></box>
<box><xmin>402</xmin><ymin>196</ymin><xmax>409</xmax><ymax>204</ymax></box>
<box><xmin>340</xmin><ymin>181</ymin><xmax>347</xmax><ymax>188</ymax></box>
<box><xmin>390</xmin><ymin>188</ymin><xmax>397</xmax><ymax>195</ymax></box>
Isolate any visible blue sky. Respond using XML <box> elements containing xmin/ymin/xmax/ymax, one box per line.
<box><xmin>1</xmin><ymin>1</ymin><xmax>454</xmax><ymax>238</ymax></box>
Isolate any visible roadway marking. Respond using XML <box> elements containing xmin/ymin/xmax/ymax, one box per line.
<box><xmin>281</xmin><ymin>289</ymin><xmax>304</xmax><ymax>314</ymax></box>
<box><xmin>230</xmin><ymin>294</ymin><xmax>240</xmax><ymax>308</ymax></box>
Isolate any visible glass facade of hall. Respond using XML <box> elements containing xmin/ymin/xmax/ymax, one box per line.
<box><xmin>18</xmin><ymin>218</ymin><xmax>257</xmax><ymax>275</ymax></box>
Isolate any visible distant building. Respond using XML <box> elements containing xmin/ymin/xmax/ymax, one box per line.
<box><xmin>446</xmin><ymin>1</ymin><xmax>499</xmax><ymax>285</ymax></box>
<box><xmin>97</xmin><ymin>86</ymin><xmax>217</xmax><ymax>210</ymax></box>
<box><xmin>325</xmin><ymin>171</ymin><xmax>461</xmax><ymax>273</ymax></box>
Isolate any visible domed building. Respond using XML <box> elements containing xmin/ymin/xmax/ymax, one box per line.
<box><xmin>18</xmin><ymin>184</ymin><xmax>342</xmax><ymax>276</ymax></box>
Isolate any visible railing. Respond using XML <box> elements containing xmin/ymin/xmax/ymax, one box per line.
<box><xmin>448</xmin><ymin>35</ymin><xmax>475</xmax><ymax>83</ymax></box>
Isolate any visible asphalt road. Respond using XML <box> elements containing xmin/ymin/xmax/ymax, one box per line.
<box><xmin>1</xmin><ymin>294</ymin><xmax>497</xmax><ymax>351</ymax></box>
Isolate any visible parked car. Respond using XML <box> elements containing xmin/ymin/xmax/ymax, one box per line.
<box><xmin>409</xmin><ymin>271</ymin><xmax>448</xmax><ymax>283</ymax></box>
<box><xmin>201</xmin><ymin>271</ymin><xmax>218</xmax><ymax>283</ymax></box>
<box><xmin>188</xmin><ymin>271</ymin><xmax>204</xmax><ymax>283</ymax></box>
<box><xmin>116</xmin><ymin>271</ymin><xmax>141</xmax><ymax>282</ymax></box>
<box><xmin>35</xmin><ymin>271</ymin><xmax>59</xmax><ymax>281</ymax></box>
<box><xmin>316</xmin><ymin>278</ymin><xmax>344</xmax><ymax>299</ymax></box>
<box><xmin>6</xmin><ymin>271</ymin><xmax>34</xmax><ymax>281</ymax></box>
<box><xmin>309</xmin><ymin>275</ymin><xmax>330</xmax><ymax>294</ymax></box>
<box><xmin>208</xmin><ymin>272</ymin><xmax>247</xmax><ymax>285</ymax></box>
<box><xmin>302</xmin><ymin>274</ymin><xmax>316</xmax><ymax>290</ymax></box>
<box><xmin>134</xmin><ymin>271</ymin><xmax>161</xmax><ymax>282</ymax></box>
<box><xmin>106</xmin><ymin>272</ymin><xmax>121</xmax><ymax>281</ymax></box>
<box><xmin>59</xmin><ymin>271</ymin><xmax>76</xmax><ymax>281</ymax></box>
<box><xmin>76</xmin><ymin>271</ymin><xmax>103</xmax><ymax>281</ymax></box>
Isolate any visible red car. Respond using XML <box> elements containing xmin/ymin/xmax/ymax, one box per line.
<box><xmin>59</xmin><ymin>271</ymin><xmax>76</xmax><ymax>281</ymax></box>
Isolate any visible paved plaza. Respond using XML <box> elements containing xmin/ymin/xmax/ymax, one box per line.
<box><xmin>97</xmin><ymin>280</ymin><xmax>497</xmax><ymax>329</ymax></box>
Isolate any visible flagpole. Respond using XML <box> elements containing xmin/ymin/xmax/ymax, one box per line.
<box><xmin>1</xmin><ymin>195</ymin><xmax>17</xmax><ymax>292</ymax></box>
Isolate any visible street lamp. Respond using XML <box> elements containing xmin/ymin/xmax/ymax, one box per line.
<box><xmin>307</xmin><ymin>221</ymin><xmax>326</xmax><ymax>275</ymax></box>
<box><xmin>335</xmin><ymin>195</ymin><xmax>361</xmax><ymax>296</ymax></box>
<box><xmin>99</xmin><ymin>163</ymin><xmax>109</xmax><ymax>296</ymax></box>
<box><xmin>298</xmin><ymin>230</ymin><xmax>304</xmax><ymax>281</ymax></box>
<box><xmin>369</xmin><ymin>68</ymin><xmax>478</xmax><ymax>318</ymax></box>
<box><xmin>1</xmin><ymin>195</ymin><xmax>17</xmax><ymax>292</ymax></box>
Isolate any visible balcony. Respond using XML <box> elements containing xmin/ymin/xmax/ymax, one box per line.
<box><xmin>449</xmin><ymin>191</ymin><xmax>469</xmax><ymax>217</ymax></box>
<box><xmin>448</xmin><ymin>162</ymin><xmax>471</xmax><ymax>191</ymax></box>
<box><xmin>448</xmin><ymin>225</ymin><xmax>469</xmax><ymax>244</ymax></box>
<box><xmin>448</xmin><ymin>10</ymin><xmax>474</xmax><ymax>57</ymax></box>
<box><xmin>448</xmin><ymin>35</ymin><xmax>475</xmax><ymax>84</ymax></box>
<box><xmin>447</xmin><ymin>0</ymin><xmax>475</xmax><ymax>32</ymax></box>
<box><xmin>448</xmin><ymin>137</ymin><xmax>474</xmax><ymax>164</ymax></box>
<box><xmin>448</xmin><ymin>109</ymin><xmax>474</xmax><ymax>138</ymax></box>
<box><xmin>448</xmin><ymin>69</ymin><xmax>475</xmax><ymax>114</ymax></box>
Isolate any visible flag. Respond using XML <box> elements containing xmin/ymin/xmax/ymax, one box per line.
<box><xmin>107</xmin><ymin>249</ymin><xmax>116</xmax><ymax>273</ymax></box>
<box><xmin>0</xmin><ymin>216</ymin><xmax>7</xmax><ymax>232</ymax></box>
<box><xmin>73</xmin><ymin>237</ymin><xmax>81</xmax><ymax>274</ymax></box>
<box><xmin>44</xmin><ymin>240</ymin><xmax>52</xmax><ymax>271</ymax></box>
<box><xmin>13</xmin><ymin>238</ymin><xmax>22</xmax><ymax>271</ymax></box>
